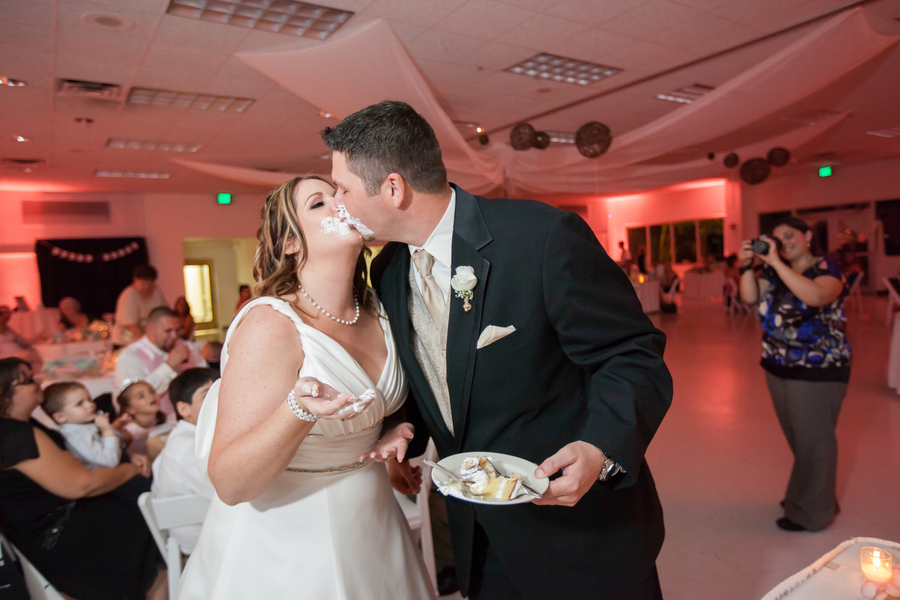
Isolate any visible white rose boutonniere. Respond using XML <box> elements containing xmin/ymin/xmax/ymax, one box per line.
<box><xmin>450</xmin><ymin>266</ymin><xmax>477</xmax><ymax>312</ymax></box>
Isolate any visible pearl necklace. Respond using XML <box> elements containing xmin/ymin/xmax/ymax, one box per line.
<box><xmin>298</xmin><ymin>285</ymin><xmax>360</xmax><ymax>325</ymax></box>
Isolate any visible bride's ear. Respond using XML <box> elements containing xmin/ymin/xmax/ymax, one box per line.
<box><xmin>285</xmin><ymin>237</ymin><xmax>301</xmax><ymax>255</ymax></box>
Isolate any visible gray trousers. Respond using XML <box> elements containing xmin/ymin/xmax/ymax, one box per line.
<box><xmin>765</xmin><ymin>372</ymin><xmax>847</xmax><ymax>531</ymax></box>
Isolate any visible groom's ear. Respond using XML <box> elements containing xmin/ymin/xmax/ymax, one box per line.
<box><xmin>382</xmin><ymin>173</ymin><xmax>409</xmax><ymax>209</ymax></box>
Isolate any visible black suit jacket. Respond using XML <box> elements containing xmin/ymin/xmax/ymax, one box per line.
<box><xmin>372</xmin><ymin>186</ymin><xmax>672</xmax><ymax>600</ymax></box>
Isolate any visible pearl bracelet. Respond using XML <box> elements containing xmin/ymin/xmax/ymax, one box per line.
<box><xmin>287</xmin><ymin>390</ymin><xmax>317</xmax><ymax>422</ymax></box>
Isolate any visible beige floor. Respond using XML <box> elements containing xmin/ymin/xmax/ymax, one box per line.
<box><xmin>440</xmin><ymin>294</ymin><xmax>900</xmax><ymax>599</ymax></box>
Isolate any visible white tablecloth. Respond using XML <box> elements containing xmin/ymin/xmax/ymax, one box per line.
<box><xmin>632</xmin><ymin>280</ymin><xmax>660</xmax><ymax>313</ymax></box>
<box><xmin>8</xmin><ymin>308</ymin><xmax>60</xmax><ymax>340</ymax></box>
<box><xmin>34</xmin><ymin>340</ymin><xmax>108</xmax><ymax>362</ymax></box>
<box><xmin>761</xmin><ymin>537</ymin><xmax>899</xmax><ymax>600</ymax></box>
<box><xmin>683</xmin><ymin>271</ymin><xmax>724</xmax><ymax>301</ymax></box>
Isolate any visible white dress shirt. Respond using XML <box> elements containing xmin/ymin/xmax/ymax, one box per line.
<box><xmin>151</xmin><ymin>420</ymin><xmax>216</xmax><ymax>554</ymax></box>
<box><xmin>114</xmin><ymin>336</ymin><xmax>206</xmax><ymax>416</ymax></box>
<box><xmin>408</xmin><ymin>188</ymin><xmax>456</xmax><ymax>302</ymax></box>
<box><xmin>58</xmin><ymin>423</ymin><xmax>121</xmax><ymax>468</ymax></box>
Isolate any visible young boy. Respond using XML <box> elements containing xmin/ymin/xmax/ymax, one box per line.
<box><xmin>151</xmin><ymin>366</ymin><xmax>218</xmax><ymax>554</ymax></box>
<box><xmin>42</xmin><ymin>382</ymin><xmax>129</xmax><ymax>468</ymax></box>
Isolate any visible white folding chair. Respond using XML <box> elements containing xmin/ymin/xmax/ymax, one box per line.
<box><xmin>884</xmin><ymin>277</ymin><xmax>900</xmax><ymax>325</ymax></box>
<box><xmin>138</xmin><ymin>492</ymin><xmax>211</xmax><ymax>600</ymax></box>
<box><xmin>0</xmin><ymin>532</ymin><xmax>66</xmax><ymax>600</ymax></box>
<box><xmin>393</xmin><ymin>439</ymin><xmax>438</xmax><ymax>594</ymax></box>
<box><xmin>844</xmin><ymin>271</ymin><xmax>863</xmax><ymax>315</ymax></box>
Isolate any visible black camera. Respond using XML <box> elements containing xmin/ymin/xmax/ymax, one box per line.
<box><xmin>751</xmin><ymin>237</ymin><xmax>783</xmax><ymax>255</ymax></box>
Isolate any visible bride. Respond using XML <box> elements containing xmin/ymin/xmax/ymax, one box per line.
<box><xmin>177</xmin><ymin>176</ymin><xmax>435</xmax><ymax>599</ymax></box>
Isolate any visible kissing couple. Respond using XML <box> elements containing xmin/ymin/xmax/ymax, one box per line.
<box><xmin>177</xmin><ymin>101</ymin><xmax>672</xmax><ymax>600</ymax></box>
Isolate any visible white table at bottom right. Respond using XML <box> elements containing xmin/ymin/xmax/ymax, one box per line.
<box><xmin>761</xmin><ymin>537</ymin><xmax>899</xmax><ymax>600</ymax></box>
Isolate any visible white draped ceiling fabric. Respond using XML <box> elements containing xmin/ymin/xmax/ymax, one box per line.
<box><xmin>175</xmin><ymin>9</ymin><xmax>899</xmax><ymax>196</ymax></box>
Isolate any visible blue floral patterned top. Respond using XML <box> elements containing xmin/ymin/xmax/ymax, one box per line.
<box><xmin>756</xmin><ymin>257</ymin><xmax>851</xmax><ymax>382</ymax></box>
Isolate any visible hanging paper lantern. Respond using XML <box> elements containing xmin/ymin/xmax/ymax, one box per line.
<box><xmin>723</xmin><ymin>153</ymin><xmax>740</xmax><ymax>168</ymax></box>
<box><xmin>740</xmin><ymin>158</ymin><xmax>771</xmax><ymax>185</ymax></box>
<box><xmin>766</xmin><ymin>147</ymin><xmax>791</xmax><ymax>167</ymax></box>
<box><xmin>575</xmin><ymin>122</ymin><xmax>612</xmax><ymax>159</ymax></box>
<box><xmin>510</xmin><ymin>123</ymin><xmax>536</xmax><ymax>151</ymax></box>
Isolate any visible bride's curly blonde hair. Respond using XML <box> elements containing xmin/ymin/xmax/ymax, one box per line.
<box><xmin>253</xmin><ymin>175</ymin><xmax>376</xmax><ymax>316</ymax></box>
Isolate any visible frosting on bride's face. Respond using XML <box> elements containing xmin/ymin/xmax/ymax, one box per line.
<box><xmin>293</xmin><ymin>178</ymin><xmax>362</xmax><ymax>252</ymax></box>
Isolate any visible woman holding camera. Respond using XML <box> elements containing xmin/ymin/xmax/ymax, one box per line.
<box><xmin>739</xmin><ymin>216</ymin><xmax>850</xmax><ymax>532</ymax></box>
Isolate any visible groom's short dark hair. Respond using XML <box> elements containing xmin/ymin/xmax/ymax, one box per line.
<box><xmin>321</xmin><ymin>101</ymin><xmax>447</xmax><ymax>196</ymax></box>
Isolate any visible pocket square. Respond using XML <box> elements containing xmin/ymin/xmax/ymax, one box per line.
<box><xmin>477</xmin><ymin>325</ymin><xmax>516</xmax><ymax>349</ymax></box>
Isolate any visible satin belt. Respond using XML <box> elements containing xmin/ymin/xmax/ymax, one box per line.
<box><xmin>286</xmin><ymin>425</ymin><xmax>381</xmax><ymax>471</ymax></box>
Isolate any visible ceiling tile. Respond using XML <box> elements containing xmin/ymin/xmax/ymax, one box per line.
<box><xmin>652</xmin><ymin>12</ymin><xmax>746</xmax><ymax>53</ymax></box>
<box><xmin>2</xmin><ymin>0</ymin><xmax>55</xmax><ymax>28</ymax></box>
<box><xmin>598</xmin><ymin>0</ymin><xmax>703</xmax><ymax>39</ymax></box>
<box><xmin>434</xmin><ymin>0</ymin><xmax>537</xmax><ymax>41</ymax></box>
<box><xmin>545</xmin><ymin>0</ymin><xmax>653</xmax><ymax>28</ymax></box>
<box><xmin>495</xmin><ymin>0</ymin><xmax>563</xmax><ymax>10</ymax></box>
<box><xmin>601</xmin><ymin>40</ymin><xmax>692</xmax><ymax>73</ymax></box>
<box><xmin>555</xmin><ymin>28</ymin><xmax>641</xmax><ymax>64</ymax></box>
<box><xmin>406</xmin><ymin>28</ymin><xmax>485</xmax><ymax>63</ymax></box>
<box><xmin>361</xmin><ymin>0</ymin><xmax>469</xmax><ymax>28</ymax></box>
<box><xmin>455</xmin><ymin>41</ymin><xmax>535</xmax><ymax>70</ymax></box>
<box><xmin>491</xmin><ymin>13</ymin><xmax>593</xmax><ymax>53</ymax></box>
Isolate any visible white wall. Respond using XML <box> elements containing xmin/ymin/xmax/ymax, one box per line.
<box><xmin>602</xmin><ymin>179</ymin><xmax>739</xmax><ymax>259</ymax></box>
<box><xmin>741</xmin><ymin>156</ymin><xmax>900</xmax><ymax>289</ymax></box>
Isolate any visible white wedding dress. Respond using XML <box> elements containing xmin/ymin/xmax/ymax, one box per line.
<box><xmin>177</xmin><ymin>297</ymin><xmax>436</xmax><ymax>600</ymax></box>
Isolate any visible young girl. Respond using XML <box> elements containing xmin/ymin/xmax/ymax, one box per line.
<box><xmin>42</xmin><ymin>381</ymin><xmax>132</xmax><ymax>468</ymax></box>
<box><xmin>116</xmin><ymin>379</ymin><xmax>174</xmax><ymax>459</ymax></box>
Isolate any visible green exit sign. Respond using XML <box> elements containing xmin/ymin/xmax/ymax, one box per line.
<box><xmin>217</xmin><ymin>193</ymin><xmax>232</xmax><ymax>205</ymax></box>
<box><xmin>818</xmin><ymin>166</ymin><xmax>833</xmax><ymax>178</ymax></box>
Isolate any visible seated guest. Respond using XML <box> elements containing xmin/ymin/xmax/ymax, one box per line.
<box><xmin>0</xmin><ymin>305</ymin><xmax>41</xmax><ymax>367</ymax></box>
<box><xmin>151</xmin><ymin>367</ymin><xmax>218</xmax><ymax>554</ymax></box>
<box><xmin>117</xmin><ymin>379</ymin><xmax>174</xmax><ymax>460</ymax></box>
<box><xmin>42</xmin><ymin>381</ymin><xmax>133</xmax><ymax>468</ymax></box>
<box><xmin>56</xmin><ymin>296</ymin><xmax>90</xmax><ymax>332</ymax></box>
<box><xmin>201</xmin><ymin>340</ymin><xmax>223</xmax><ymax>374</ymax></box>
<box><xmin>235</xmin><ymin>284</ymin><xmax>252</xmax><ymax>313</ymax></box>
<box><xmin>114</xmin><ymin>306</ymin><xmax>207</xmax><ymax>418</ymax></box>
<box><xmin>174</xmin><ymin>296</ymin><xmax>196</xmax><ymax>340</ymax></box>
<box><xmin>0</xmin><ymin>357</ymin><xmax>163</xmax><ymax>600</ymax></box>
<box><xmin>111</xmin><ymin>264</ymin><xmax>168</xmax><ymax>347</ymax></box>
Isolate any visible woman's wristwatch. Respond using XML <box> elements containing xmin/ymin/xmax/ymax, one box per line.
<box><xmin>739</xmin><ymin>263</ymin><xmax>754</xmax><ymax>275</ymax></box>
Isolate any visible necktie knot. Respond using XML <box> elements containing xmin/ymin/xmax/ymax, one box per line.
<box><xmin>413</xmin><ymin>249</ymin><xmax>435</xmax><ymax>276</ymax></box>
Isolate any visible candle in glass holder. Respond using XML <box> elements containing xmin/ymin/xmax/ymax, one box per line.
<box><xmin>860</xmin><ymin>547</ymin><xmax>893</xmax><ymax>584</ymax></box>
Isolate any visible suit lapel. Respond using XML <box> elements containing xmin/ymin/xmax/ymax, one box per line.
<box><xmin>446</xmin><ymin>186</ymin><xmax>492</xmax><ymax>451</ymax></box>
<box><xmin>382</xmin><ymin>245</ymin><xmax>453</xmax><ymax>442</ymax></box>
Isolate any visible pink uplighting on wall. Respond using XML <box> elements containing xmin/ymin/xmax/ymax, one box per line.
<box><xmin>0</xmin><ymin>253</ymin><xmax>42</xmax><ymax>308</ymax></box>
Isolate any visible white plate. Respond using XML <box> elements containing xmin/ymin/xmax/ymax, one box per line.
<box><xmin>431</xmin><ymin>452</ymin><xmax>549</xmax><ymax>505</ymax></box>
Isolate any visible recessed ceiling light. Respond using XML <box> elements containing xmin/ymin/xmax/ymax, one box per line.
<box><xmin>319</xmin><ymin>110</ymin><xmax>332</xmax><ymax>118</ymax></box>
<box><xmin>0</xmin><ymin>77</ymin><xmax>26</xmax><ymax>87</ymax></box>
<box><xmin>13</xmin><ymin>136</ymin><xmax>30</xmax><ymax>142</ymax></box>
<box><xmin>656</xmin><ymin>84</ymin><xmax>715</xmax><ymax>104</ymax></box>
<box><xmin>94</xmin><ymin>170</ymin><xmax>170</xmax><ymax>179</ymax></box>
<box><xmin>866</xmin><ymin>127</ymin><xmax>900</xmax><ymax>138</ymax></box>
<box><xmin>80</xmin><ymin>13</ymin><xmax>136</xmax><ymax>31</ymax></box>
<box><xmin>166</xmin><ymin>0</ymin><xmax>353</xmax><ymax>40</ymax></box>
<box><xmin>128</xmin><ymin>87</ymin><xmax>254</xmax><ymax>112</ymax></box>
<box><xmin>505</xmin><ymin>53</ymin><xmax>622</xmax><ymax>86</ymax></box>
<box><xmin>106</xmin><ymin>138</ymin><xmax>201</xmax><ymax>152</ymax></box>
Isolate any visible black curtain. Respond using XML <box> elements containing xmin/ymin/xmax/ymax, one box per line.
<box><xmin>34</xmin><ymin>237</ymin><xmax>149</xmax><ymax>319</ymax></box>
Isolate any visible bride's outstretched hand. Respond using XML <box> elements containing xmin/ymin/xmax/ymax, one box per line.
<box><xmin>291</xmin><ymin>377</ymin><xmax>361</xmax><ymax>421</ymax></box>
<box><xmin>362</xmin><ymin>422</ymin><xmax>415</xmax><ymax>463</ymax></box>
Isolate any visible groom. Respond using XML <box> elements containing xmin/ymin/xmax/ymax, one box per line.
<box><xmin>322</xmin><ymin>101</ymin><xmax>672</xmax><ymax>600</ymax></box>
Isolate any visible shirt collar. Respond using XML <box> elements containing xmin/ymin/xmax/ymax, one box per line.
<box><xmin>140</xmin><ymin>336</ymin><xmax>167</xmax><ymax>357</ymax></box>
<box><xmin>408</xmin><ymin>188</ymin><xmax>455</xmax><ymax>269</ymax></box>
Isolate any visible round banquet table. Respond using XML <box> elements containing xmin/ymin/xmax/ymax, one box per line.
<box><xmin>631</xmin><ymin>280</ymin><xmax>660</xmax><ymax>314</ymax></box>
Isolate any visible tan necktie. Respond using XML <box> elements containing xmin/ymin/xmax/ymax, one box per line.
<box><xmin>412</xmin><ymin>249</ymin><xmax>445</xmax><ymax>326</ymax></box>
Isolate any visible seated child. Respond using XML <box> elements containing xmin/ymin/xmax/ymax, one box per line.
<box><xmin>151</xmin><ymin>367</ymin><xmax>218</xmax><ymax>554</ymax></box>
<box><xmin>116</xmin><ymin>379</ymin><xmax>174</xmax><ymax>461</ymax></box>
<box><xmin>42</xmin><ymin>382</ymin><xmax>131</xmax><ymax>468</ymax></box>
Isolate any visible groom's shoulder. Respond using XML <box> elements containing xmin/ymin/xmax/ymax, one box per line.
<box><xmin>370</xmin><ymin>241</ymin><xmax>404</xmax><ymax>287</ymax></box>
<box><xmin>471</xmin><ymin>193</ymin><xmax>580</xmax><ymax>238</ymax></box>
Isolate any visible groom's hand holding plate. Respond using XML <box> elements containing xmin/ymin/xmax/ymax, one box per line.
<box><xmin>532</xmin><ymin>441</ymin><xmax>605</xmax><ymax>507</ymax></box>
